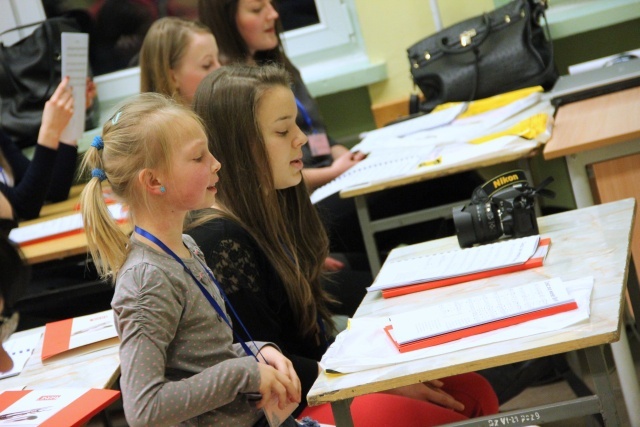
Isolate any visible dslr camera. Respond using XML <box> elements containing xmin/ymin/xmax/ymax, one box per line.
<box><xmin>453</xmin><ymin>170</ymin><xmax>554</xmax><ymax>248</ymax></box>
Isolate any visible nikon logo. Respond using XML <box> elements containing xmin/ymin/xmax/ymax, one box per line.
<box><xmin>493</xmin><ymin>173</ymin><xmax>520</xmax><ymax>190</ymax></box>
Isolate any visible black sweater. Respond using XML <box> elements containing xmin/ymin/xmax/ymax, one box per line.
<box><xmin>188</xmin><ymin>218</ymin><xmax>324</xmax><ymax>413</ymax></box>
<box><xmin>0</xmin><ymin>130</ymin><xmax>77</xmax><ymax>221</ymax></box>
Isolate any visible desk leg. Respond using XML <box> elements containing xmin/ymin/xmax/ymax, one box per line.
<box><xmin>565</xmin><ymin>141</ymin><xmax>640</xmax><ymax>426</ymax></box>
<box><xmin>354</xmin><ymin>195</ymin><xmax>382</xmax><ymax>274</ymax></box>
<box><xmin>610</xmin><ymin>327</ymin><xmax>640</xmax><ymax>427</ymax></box>
<box><xmin>330</xmin><ymin>398</ymin><xmax>355</xmax><ymax>427</ymax></box>
<box><xmin>583</xmin><ymin>345</ymin><xmax>622</xmax><ymax>426</ymax></box>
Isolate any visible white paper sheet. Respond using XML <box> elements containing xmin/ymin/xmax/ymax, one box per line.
<box><xmin>60</xmin><ymin>32</ymin><xmax>89</xmax><ymax>143</ymax></box>
<box><xmin>321</xmin><ymin>277</ymin><xmax>593</xmax><ymax>374</ymax></box>
<box><xmin>0</xmin><ymin>333</ymin><xmax>41</xmax><ymax>380</ymax></box>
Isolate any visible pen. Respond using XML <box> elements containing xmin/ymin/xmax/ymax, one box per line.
<box><xmin>419</xmin><ymin>156</ymin><xmax>442</xmax><ymax>168</ymax></box>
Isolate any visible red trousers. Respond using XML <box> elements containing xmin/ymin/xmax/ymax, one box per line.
<box><xmin>299</xmin><ymin>372</ymin><xmax>499</xmax><ymax>426</ymax></box>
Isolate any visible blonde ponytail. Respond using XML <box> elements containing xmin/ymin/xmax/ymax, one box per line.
<box><xmin>79</xmin><ymin>141</ymin><xmax>129</xmax><ymax>280</ymax></box>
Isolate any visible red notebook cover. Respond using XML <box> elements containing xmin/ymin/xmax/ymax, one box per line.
<box><xmin>381</xmin><ymin>238</ymin><xmax>551</xmax><ymax>299</ymax></box>
<box><xmin>384</xmin><ymin>300</ymin><xmax>577</xmax><ymax>353</ymax></box>
<box><xmin>41</xmin><ymin>310</ymin><xmax>119</xmax><ymax>361</ymax></box>
<box><xmin>0</xmin><ymin>389</ymin><xmax>120</xmax><ymax>426</ymax></box>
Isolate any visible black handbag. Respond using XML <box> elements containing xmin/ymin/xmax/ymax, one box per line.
<box><xmin>0</xmin><ymin>17</ymin><xmax>97</xmax><ymax>149</ymax></box>
<box><xmin>407</xmin><ymin>0</ymin><xmax>558</xmax><ymax>113</ymax></box>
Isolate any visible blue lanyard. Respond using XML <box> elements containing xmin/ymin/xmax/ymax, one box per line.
<box><xmin>0</xmin><ymin>167</ymin><xmax>8</xmax><ymax>186</ymax></box>
<box><xmin>134</xmin><ymin>226</ymin><xmax>264</xmax><ymax>362</ymax></box>
<box><xmin>295</xmin><ymin>97</ymin><xmax>315</xmax><ymax>133</ymax></box>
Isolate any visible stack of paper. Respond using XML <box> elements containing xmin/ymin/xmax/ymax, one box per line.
<box><xmin>368</xmin><ymin>235</ymin><xmax>550</xmax><ymax>298</ymax></box>
<box><xmin>321</xmin><ymin>277</ymin><xmax>593</xmax><ymax>373</ymax></box>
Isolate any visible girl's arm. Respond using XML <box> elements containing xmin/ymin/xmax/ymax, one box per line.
<box><xmin>302</xmin><ymin>148</ymin><xmax>365</xmax><ymax>190</ymax></box>
<box><xmin>0</xmin><ymin>79</ymin><xmax>75</xmax><ymax>219</ymax></box>
<box><xmin>47</xmin><ymin>78</ymin><xmax>99</xmax><ymax>202</ymax></box>
<box><xmin>114</xmin><ymin>263</ymin><xmax>262</xmax><ymax>427</ymax></box>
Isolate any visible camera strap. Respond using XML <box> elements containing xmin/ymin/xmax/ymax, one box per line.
<box><xmin>476</xmin><ymin>170</ymin><xmax>529</xmax><ymax>201</ymax></box>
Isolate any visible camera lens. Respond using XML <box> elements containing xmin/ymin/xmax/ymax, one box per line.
<box><xmin>453</xmin><ymin>202</ymin><xmax>503</xmax><ymax>247</ymax></box>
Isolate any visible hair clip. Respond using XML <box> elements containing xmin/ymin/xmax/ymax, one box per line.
<box><xmin>111</xmin><ymin>111</ymin><xmax>122</xmax><ymax>125</ymax></box>
<box><xmin>91</xmin><ymin>168</ymin><xmax>108</xmax><ymax>182</ymax></box>
<box><xmin>91</xmin><ymin>135</ymin><xmax>104</xmax><ymax>150</ymax></box>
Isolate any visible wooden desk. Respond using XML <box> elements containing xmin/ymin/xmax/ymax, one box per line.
<box><xmin>308</xmin><ymin>199</ymin><xmax>636</xmax><ymax>426</ymax></box>
<box><xmin>341</xmin><ymin>99</ymin><xmax>554</xmax><ymax>275</ymax></box>
<box><xmin>344</xmin><ymin>138</ymin><xmax>541</xmax><ymax>275</ymax></box>
<box><xmin>0</xmin><ymin>327</ymin><xmax>120</xmax><ymax>391</ymax></box>
<box><xmin>37</xmin><ymin>184</ymin><xmax>85</xmax><ymax>219</ymax></box>
<box><xmin>544</xmin><ymin>86</ymin><xmax>640</xmax><ymax>296</ymax></box>
<box><xmin>16</xmin><ymin>191</ymin><xmax>130</xmax><ymax>265</ymax></box>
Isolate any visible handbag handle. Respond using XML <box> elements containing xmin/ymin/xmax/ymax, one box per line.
<box><xmin>0</xmin><ymin>20</ymin><xmax>45</xmax><ymax>38</ymax></box>
<box><xmin>0</xmin><ymin>19</ymin><xmax>58</xmax><ymax>103</ymax></box>
<box><xmin>437</xmin><ymin>13</ymin><xmax>493</xmax><ymax>55</ymax></box>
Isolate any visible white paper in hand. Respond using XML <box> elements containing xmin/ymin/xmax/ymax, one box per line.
<box><xmin>60</xmin><ymin>32</ymin><xmax>89</xmax><ymax>143</ymax></box>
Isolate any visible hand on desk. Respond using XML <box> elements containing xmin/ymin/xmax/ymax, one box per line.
<box><xmin>384</xmin><ymin>381</ymin><xmax>465</xmax><ymax>412</ymax></box>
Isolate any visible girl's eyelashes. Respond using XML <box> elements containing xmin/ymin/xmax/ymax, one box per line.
<box><xmin>276</xmin><ymin>130</ymin><xmax>289</xmax><ymax>136</ymax></box>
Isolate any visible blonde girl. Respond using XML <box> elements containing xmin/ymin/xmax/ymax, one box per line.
<box><xmin>139</xmin><ymin>16</ymin><xmax>221</xmax><ymax>106</ymax></box>
<box><xmin>79</xmin><ymin>92</ymin><xmax>300</xmax><ymax>426</ymax></box>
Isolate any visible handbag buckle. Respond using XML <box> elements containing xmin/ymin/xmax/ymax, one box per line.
<box><xmin>460</xmin><ymin>29</ymin><xmax>477</xmax><ymax>47</ymax></box>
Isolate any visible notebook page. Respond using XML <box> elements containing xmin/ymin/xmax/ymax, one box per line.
<box><xmin>310</xmin><ymin>148</ymin><xmax>434</xmax><ymax>204</ymax></box>
<box><xmin>389</xmin><ymin>278</ymin><xmax>573</xmax><ymax>345</ymax></box>
<box><xmin>369</xmin><ymin>235</ymin><xmax>540</xmax><ymax>291</ymax></box>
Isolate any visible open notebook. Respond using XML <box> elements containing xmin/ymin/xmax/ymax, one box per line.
<box><xmin>385</xmin><ymin>278</ymin><xmax>577</xmax><ymax>353</ymax></box>
<box><xmin>309</xmin><ymin>149</ymin><xmax>433</xmax><ymax>204</ymax></box>
<box><xmin>368</xmin><ymin>235</ymin><xmax>550</xmax><ymax>297</ymax></box>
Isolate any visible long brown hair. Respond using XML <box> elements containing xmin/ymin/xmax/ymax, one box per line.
<box><xmin>190</xmin><ymin>64</ymin><xmax>333</xmax><ymax>337</ymax></box>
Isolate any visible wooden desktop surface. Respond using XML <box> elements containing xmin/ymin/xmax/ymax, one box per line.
<box><xmin>0</xmin><ymin>327</ymin><xmax>120</xmax><ymax>391</ymax></box>
<box><xmin>16</xmin><ymin>184</ymin><xmax>131</xmax><ymax>265</ymax></box>
<box><xmin>544</xmin><ymin>86</ymin><xmax>640</xmax><ymax>160</ymax></box>
<box><xmin>308</xmin><ymin>198</ymin><xmax>636</xmax><ymax>404</ymax></box>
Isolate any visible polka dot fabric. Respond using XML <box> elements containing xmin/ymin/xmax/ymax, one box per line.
<box><xmin>112</xmin><ymin>235</ymin><xmax>268</xmax><ymax>426</ymax></box>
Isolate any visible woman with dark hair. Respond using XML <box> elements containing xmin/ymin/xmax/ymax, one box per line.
<box><xmin>197</xmin><ymin>0</ymin><xmax>484</xmax><ymax>256</ymax></box>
